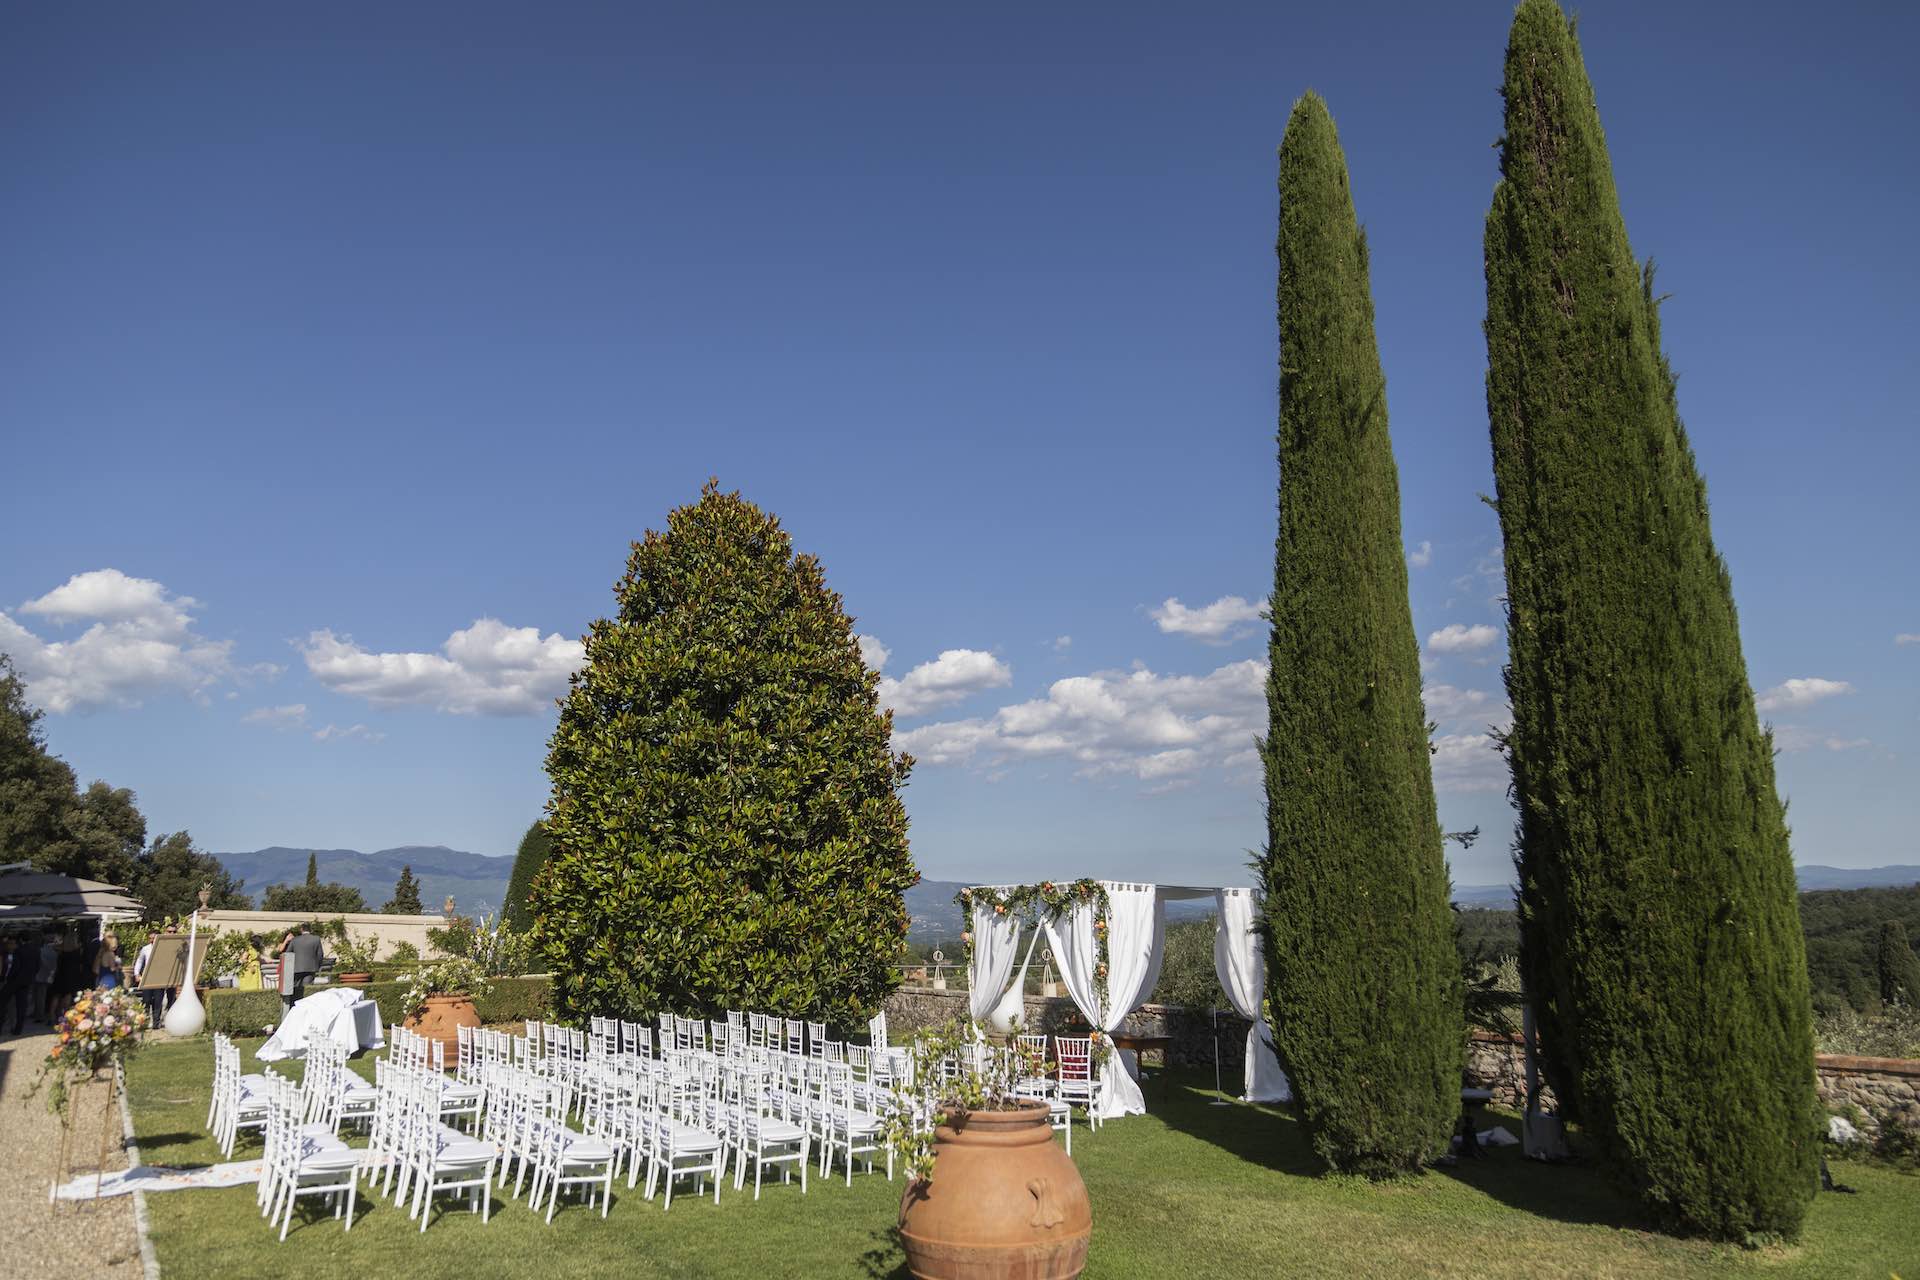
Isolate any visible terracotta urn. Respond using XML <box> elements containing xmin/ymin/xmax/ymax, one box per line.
<box><xmin>405</xmin><ymin>993</ymin><xmax>480</xmax><ymax>1060</ymax></box>
<box><xmin>336</xmin><ymin>972</ymin><xmax>372</xmax><ymax>986</ymax></box>
<box><xmin>899</xmin><ymin>1102</ymin><xmax>1090</xmax><ymax>1280</ymax></box>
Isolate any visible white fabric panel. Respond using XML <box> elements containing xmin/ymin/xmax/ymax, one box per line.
<box><xmin>1044</xmin><ymin>881</ymin><xmax>1165</xmax><ymax>1118</ymax></box>
<box><xmin>256</xmin><ymin>988</ymin><xmax>384</xmax><ymax>1062</ymax></box>
<box><xmin>1213</xmin><ymin>887</ymin><xmax>1292</xmax><ymax>1102</ymax></box>
<box><xmin>968</xmin><ymin>899</ymin><xmax>1024</xmax><ymax>1026</ymax></box>
<box><xmin>987</xmin><ymin>926</ymin><xmax>1041</xmax><ymax>1034</ymax></box>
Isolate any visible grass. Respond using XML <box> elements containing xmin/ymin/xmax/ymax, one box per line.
<box><xmin>123</xmin><ymin>1038</ymin><xmax>1918</xmax><ymax>1279</ymax></box>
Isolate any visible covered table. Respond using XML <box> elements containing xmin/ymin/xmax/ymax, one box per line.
<box><xmin>256</xmin><ymin>987</ymin><xmax>384</xmax><ymax>1062</ymax></box>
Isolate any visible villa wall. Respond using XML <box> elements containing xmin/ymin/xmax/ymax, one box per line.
<box><xmin>884</xmin><ymin>987</ymin><xmax>1920</xmax><ymax>1134</ymax></box>
<box><xmin>196</xmin><ymin>908</ymin><xmax>449</xmax><ymax>957</ymax></box>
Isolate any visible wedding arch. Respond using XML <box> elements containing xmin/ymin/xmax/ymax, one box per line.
<box><xmin>958</xmin><ymin>880</ymin><xmax>1290</xmax><ymax>1119</ymax></box>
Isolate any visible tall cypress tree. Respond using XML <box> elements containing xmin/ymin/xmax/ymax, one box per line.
<box><xmin>1485</xmin><ymin>0</ymin><xmax>1817</xmax><ymax>1238</ymax></box>
<box><xmin>1260</xmin><ymin>93</ymin><xmax>1462</xmax><ymax>1177</ymax></box>
<box><xmin>1878</xmin><ymin>920</ymin><xmax>1920</xmax><ymax>1006</ymax></box>
<box><xmin>502</xmin><ymin>821</ymin><xmax>551</xmax><ymax>932</ymax></box>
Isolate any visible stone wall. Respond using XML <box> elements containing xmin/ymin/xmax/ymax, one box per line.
<box><xmin>884</xmin><ymin>988</ymin><xmax>1920</xmax><ymax>1134</ymax></box>
<box><xmin>1815</xmin><ymin>1055</ymin><xmax>1920</xmax><ymax>1138</ymax></box>
<box><xmin>883</xmin><ymin>986</ymin><xmax>1252</xmax><ymax>1072</ymax></box>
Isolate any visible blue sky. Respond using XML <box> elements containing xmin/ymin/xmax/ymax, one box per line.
<box><xmin>3</xmin><ymin>1</ymin><xmax>1914</xmax><ymax>890</ymax></box>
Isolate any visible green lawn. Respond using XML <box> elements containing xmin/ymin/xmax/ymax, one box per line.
<box><xmin>123</xmin><ymin>1038</ymin><xmax>1917</xmax><ymax>1279</ymax></box>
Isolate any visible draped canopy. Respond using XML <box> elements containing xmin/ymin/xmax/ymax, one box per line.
<box><xmin>964</xmin><ymin>880</ymin><xmax>1290</xmax><ymax>1118</ymax></box>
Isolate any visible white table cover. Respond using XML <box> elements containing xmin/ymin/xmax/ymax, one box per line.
<box><xmin>256</xmin><ymin>987</ymin><xmax>384</xmax><ymax>1062</ymax></box>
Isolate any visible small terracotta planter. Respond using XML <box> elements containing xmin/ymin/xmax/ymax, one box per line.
<box><xmin>404</xmin><ymin>993</ymin><xmax>481</xmax><ymax>1060</ymax></box>
<box><xmin>899</xmin><ymin>1102</ymin><xmax>1090</xmax><ymax>1280</ymax></box>
<box><xmin>336</xmin><ymin>972</ymin><xmax>372</xmax><ymax>986</ymax></box>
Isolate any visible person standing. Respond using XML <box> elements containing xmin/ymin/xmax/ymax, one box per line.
<box><xmin>94</xmin><ymin>933</ymin><xmax>124</xmax><ymax>990</ymax></box>
<box><xmin>131</xmin><ymin>930</ymin><xmax>161</xmax><ymax>1022</ymax></box>
<box><xmin>34</xmin><ymin>928</ymin><xmax>59</xmax><ymax>1023</ymax></box>
<box><xmin>2</xmin><ymin>937</ymin><xmax>28</xmax><ymax>1034</ymax></box>
<box><xmin>279</xmin><ymin>922</ymin><xmax>326</xmax><ymax>1013</ymax></box>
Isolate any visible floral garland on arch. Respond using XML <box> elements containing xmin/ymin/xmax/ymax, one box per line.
<box><xmin>954</xmin><ymin>878</ymin><xmax>1113</xmax><ymax>1061</ymax></box>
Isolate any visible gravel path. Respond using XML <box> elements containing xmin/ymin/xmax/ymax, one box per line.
<box><xmin>0</xmin><ymin>1028</ymin><xmax>145</xmax><ymax>1277</ymax></box>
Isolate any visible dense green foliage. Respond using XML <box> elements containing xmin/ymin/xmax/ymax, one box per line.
<box><xmin>1150</xmin><ymin>918</ymin><xmax>1229</xmax><ymax>1011</ymax></box>
<box><xmin>1877</xmin><ymin>920</ymin><xmax>1920</xmax><ymax>1006</ymax></box>
<box><xmin>534</xmin><ymin>484</ymin><xmax>917</xmax><ymax>1028</ymax></box>
<box><xmin>1483</xmin><ymin>0</ymin><xmax>1817</xmax><ymax>1238</ymax></box>
<box><xmin>1260</xmin><ymin>93</ymin><xmax>1462</xmax><ymax>1177</ymax></box>
<box><xmin>1802</xmin><ymin>885</ymin><xmax>1920</xmax><ymax>1010</ymax></box>
<box><xmin>383</xmin><ymin>865</ymin><xmax>424</xmax><ymax>914</ymax></box>
<box><xmin>262</xmin><ymin>881</ymin><xmax>368</xmax><ymax>913</ymax></box>
<box><xmin>502</xmin><ymin>820</ymin><xmax>551</xmax><ymax>932</ymax></box>
<box><xmin>136</xmin><ymin>830</ymin><xmax>250</xmax><ymax>919</ymax></box>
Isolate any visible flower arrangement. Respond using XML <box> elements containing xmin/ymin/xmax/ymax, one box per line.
<box><xmin>397</xmin><ymin>955</ymin><xmax>494</xmax><ymax>1020</ymax></box>
<box><xmin>955</xmin><ymin>878</ymin><xmax>1114</xmax><ymax>1060</ymax></box>
<box><xmin>30</xmin><ymin>987</ymin><xmax>150</xmax><ymax>1118</ymax></box>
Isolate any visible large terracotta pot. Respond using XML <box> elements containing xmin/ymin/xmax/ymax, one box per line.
<box><xmin>899</xmin><ymin>1102</ymin><xmax>1090</xmax><ymax>1280</ymax></box>
<box><xmin>336</xmin><ymin>972</ymin><xmax>372</xmax><ymax>986</ymax></box>
<box><xmin>404</xmin><ymin>993</ymin><xmax>480</xmax><ymax>1060</ymax></box>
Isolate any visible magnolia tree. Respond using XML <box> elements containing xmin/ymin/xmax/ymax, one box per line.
<box><xmin>533</xmin><ymin>484</ymin><xmax>918</xmax><ymax>1026</ymax></box>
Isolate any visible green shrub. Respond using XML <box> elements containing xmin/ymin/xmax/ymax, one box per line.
<box><xmin>202</xmin><ymin>975</ymin><xmax>553</xmax><ymax>1038</ymax></box>
<box><xmin>1483</xmin><ymin>0</ymin><xmax>1817</xmax><ymax>1238</ymax></box>
<box><xmin>1813</xmin><ymin>1003</ymin><xmax>1920</xmax><ymax>1060</ymax></box>
<box><xmin>535</xmin><ymin>484</ymin><xmax>917</xmax><ymax>1025</ymax></box>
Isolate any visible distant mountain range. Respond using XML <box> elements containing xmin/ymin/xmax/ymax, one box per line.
<box><xmin>214</xmin><ymin>846</ymin><xmax>513</xmax><ymax>918</ymax></box>
<box><xmin>210</xmin><ymin>847</ymin><xmax>1917</xmax><ymax>930</ymax></box>
<box><xmin>1452</xmin><ymin>865</ymin><xmax>1920</xmax><ymax>912</ymax></box>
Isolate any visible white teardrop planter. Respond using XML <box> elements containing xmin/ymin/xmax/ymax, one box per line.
<box><xmin>163</xmin><ymin>982</ymin><xmax>206</xmax><ymax>1037</ymax></box>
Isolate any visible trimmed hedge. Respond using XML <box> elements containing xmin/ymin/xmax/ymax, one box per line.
<box><xmin>203</xmin><ymin>975</ymin><xmax>552</xmax><ymax>1037</ymax></box>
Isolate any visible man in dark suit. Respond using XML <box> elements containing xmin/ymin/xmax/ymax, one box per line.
<box><xmin>280</xmin><ymin>922</ymin><xmax>326</xmax><ymax>1013</ymax></box>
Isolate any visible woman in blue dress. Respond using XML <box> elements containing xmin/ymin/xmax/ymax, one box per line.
<box><xmin>94</xmin><ymin>932</ymin><xmax>124</xmax><ymax>990</ymax></box>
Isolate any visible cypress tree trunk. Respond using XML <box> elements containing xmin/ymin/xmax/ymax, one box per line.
<box><xmin>1260</xmin><ymin>92</ymin><xmax>1463</xmax><ymax>1178</ymax></box>
<box><xmin>1484</xmin><ymin>0</ymin><xmax>1817</xmax><ymax>1238</ymax></box>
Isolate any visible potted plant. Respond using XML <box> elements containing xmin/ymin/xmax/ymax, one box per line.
<box><xmin>398</xmin><ymin>956</ymin><xmax>492</xmax><ymax>1058</ymax></box>
<box><xmin>887</xmin><ymin>1018</ymin><xmax>1090</xmax><ymax>1280</ymax></box>
<box><xmin>328</xmin><ymin>930</ymin><xmax>381</xmax><ymax>985</ymax></box>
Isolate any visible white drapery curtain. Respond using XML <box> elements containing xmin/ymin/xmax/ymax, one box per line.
<box><xmin>1213</xmin><ymin>887</ymin><xmax>1291</xmax><ymax>1102</ymax></box>
<box><xmin>1044</xmin><ymin>881</ymin><xmax>1165</xmax><ymax>1118</ymax></box>
<box><xmin>968</xmin><ymin>896</ymin><xmax>1024</xmax><ymax>1026</ymax></box>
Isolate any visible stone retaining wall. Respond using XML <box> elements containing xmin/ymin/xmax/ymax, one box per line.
<box><xmin>883</xmin><ymin>987</ymin><xmax>1920</xmax><ymax>1134</ymax></box>
<box><xmin>883</xmin><ymin>986</ymin><xmax>1252</xmax><ymax>1072</ymax></box>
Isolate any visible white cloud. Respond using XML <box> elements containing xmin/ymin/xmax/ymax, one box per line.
<box><xmin>1754</xmin><ymin>677</ymin><xmax>1854</xmax><ymax>712</ymax></box>
<box><xmin>1771</xmin><ymin>725</ymin><xmax>1871</xmax><ymax>754</ymax></box>
<box><xmin>1052</xmin><ymin>635</ymin><xmax>1072</xmax><ymax>653</ymax></box>
<box><xmin>313</xmin><ymin>722</ymin><xmax>383</xmax><ymax>744</ymax></box>
<box><xmin>879</xmin><ymin>649</ymin><xmax>1012</xmax><ymax>719</ymax></box>
<box><xmin>1422</xmin><ymin>683</ymin><xmax>1494</xmax><ymax>725</ymax></box>
<box><xmin>896</xmin><ymin>658</ymin><xmax>1265</xmax><ymax>782</ymax></box>
<box><xmin>1150</xmin><ymin>595</ymin><xmax>1265</xmax><ymax>644</ymax></box>
<box><xmin>1408</xmin><ymin>541</ymin><xmax>1433</xmax><ymax>569</ymax></box>
<box><xmin>242</xmin><ymin>703</ymin><xmax>308</xmax><ymax>730</ymax></box>
<box><xmin>300</xmin><ymin>618</ymin><xmax>584</xmax><ymax>716</ymax></box>
<box><xmin>0</xmin><ymin>569</ymin><xmax>249</xmax><ymax>712</ymax></box>
<box><xmin>1896</xmin><ymin>633</ymin><xmax>1919</xmax><ymax>647</ymax></box>
<box><xmin>856</xmin><ymin>635</ymin><xmax>891</xmax><ymax>671</ymax></box>
<box><xmin>1426</xmin><ymin>623</ymin><xmax>1501</xmax><ymax>654</ymax></box>
<box><xmin>1429</xmin><ymin>731</ymin><xmax>1508</xmax><ymax>793</ymax></box>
